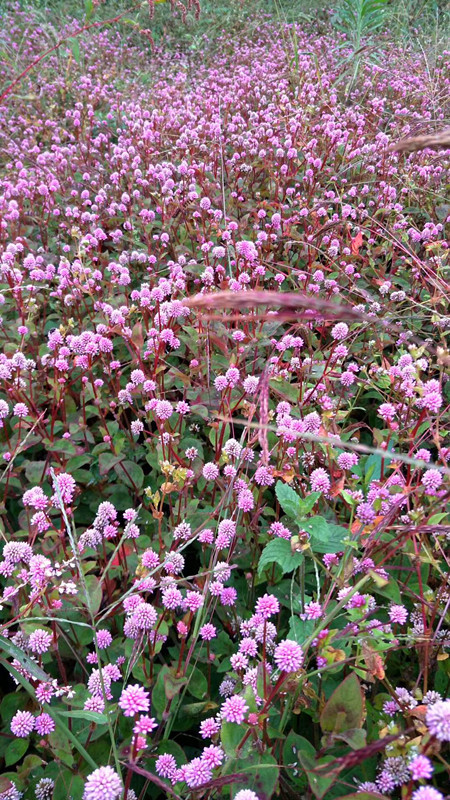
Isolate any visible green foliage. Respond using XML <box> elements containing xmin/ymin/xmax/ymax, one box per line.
<box><xmin>320</xmin><ymin>674</ymin><xmax>365</xmax><ymax>734</ymax></box>
<box><xmin>223</xmin><ymin>753</ymin><xmax>279</xmax><ymax>800</ymax></box>
<box><xmin>332</xmin><ymin>0</ymin><xmax>389</xmax><ymax>42</ymax></box>
<box><xmin>331</xmin><ymin>0</ymin><xmax>389</xmax><ymax>93</ymax></box>
<box><xmin>258</xmin><ymin>538</ymin><xmax>304</xmax><ymax>575</ymax></box>
<box><xmin>274</xmin><ymin>481</ymin><xmax>347</xmax><ymax>553</ymax></box>
<box><xmin>276</xmin><ymin>481</ymin><xmax>320</xmax><ymax>518</ymax></box>
<box><xmin>302</xmin><ymin>518</ymin><xmax>348</xmax><ymax>553</ymax></box>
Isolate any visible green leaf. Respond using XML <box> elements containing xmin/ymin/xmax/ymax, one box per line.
<box><xmin>153</xmin><ymin>666</ymin><xmax>169</xmax><ymax>715</ymax></box>
<box><xmin>67</xmin><ymin>454</ymin><xmax>91</xmax><ymax>471</ymax></box>
<box><xmin>0</xmin><ymin>692</ymin><xmax>24</xmax><ymax>721</ymax></box>
<box><xmin>114</xmin><ymin>460</ymin><xmax>144</xmax><ymax>489</ymax></box>
<box><xmin>364</xmin><ymin>453</ymin><xmax>382</xmax><ymax>483</ymax></box>
<box><xmin>181</xmin><ymin>701</ymin><xmax>217</xmax><ymax>716</ymax></box>
<box><xmin>258</xmin><ymin>538</ymin><xmax>304</xmax><ymax>575</ymax></box>
<box><xmin>294</xmin><ymin>737</ymin><xmax>335</xmax><ymax>799</ymax></box>
<box><xmin>84</xmin><ymin>574</ymin><xmax>103</xmax><ymax>615</ymax></box>
<box><xmin>331</xmin><ymin>727</ymin><xmax>367</xmax><ymax>749</ymax></box>
<box><xmin>164</xmin><ymin>669</ymin><xmax>188</xmax><ymax>701</ymax></box>
<box><xmin>221</xmin><ymin>721</ymin><xmax>247</xmax><ymax>757</ymax></box>
<box><xmin>154</xmin><ymin>738</ymin><xmax>186</xmax><ymax>765</ymax></box>
<box><xmin>298</xmin><ymin>491</ymin><xmax>321</xmax><ymax>515</ymax></box>
<box><xmin>288</xmin><ymin>615</ymin><xmax>315</xmax><ymax>644</ymax></box>
<box><xmin>275</xmin><ymin>481</ymin><xmax>301</xmax><ymax>519</ymax></box>
<box><xmin>270</xmin><ymin>580</ymin><xmax>305</xmax><ymax>613</ymax></box>
<box><xmin>47</xmin><ymin>438</ymin><xmax>77</xmax><ymax>455</ymax></box>
<box><xmin>16</xmin><ymin>753</ymin><xmax>43</xmax><ymax>779</ymax></box>
<box><xmin>98</xmin><ymin>453</ymin><xmax>123</xmax><ymax>476</ymax></box>
<box><xmin>24</xmin><ymin>460</ymin><xmax>47</xmax><ymax>484</ymax></box>
<box><xmin>300</xmin><ymin>517</ymin><xmax>347</xmax><ymax>553</ymax></box>
<box><xmin>54</xmin><ymin>770</ymin><xmax>85</xmax><ymax>800</ymax></box>
<box><xmin>5</xmin><ymin>738</ymin><xmax>28</xmax><ymax>766</ymax></box>
<box><xmin>186</xmin><ymin>665</ymin><xmax>207</xmax><ymax>699</ymax></box>
<box><xmin>283</xmin><ymin>730</ymin><xmax>310</xmax><ymax>766</ymax></box>
<box><xmin>85</xmin><ymin>0</ymin><xmax>94</xmax><ymax>20</ymax></box>
<box><xmin>68</xmin><ymin>37</ymin><xmax>81</xmax><ymax>64</ymax></box>
<box><xmin>57</xmin><ymin>710</ymin><xmax>107</xmax><ymax>724</ymax></box>
<box><xmin>320</xmin><ymin>673</ymin><xmax>364</xmax><ymax>733</ymax></box>
<box><xmin>224</xmin><ymin>753</ymin><xmax>279</xmax><ymax>800</ymax></box>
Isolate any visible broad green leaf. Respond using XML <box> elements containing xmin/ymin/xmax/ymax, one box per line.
<box><xmin>24</xmin><ymin>460</ymin><xmax>48</xmax><ymax>484</ymax></box>
<box><xmin>98</xmin><ymin>452</ymin><xmax>123</xmax><ymax>476</ymax></box>
<box><xmin>153</xmin><ymin>666</ymin><xmax>169</xmax><ymax>715</ymax></box>
<box><xmin>84</xmin><ymin>574</ymin><xmax>103</xmax><ymax>615</ymax></box>
<box><xmin>154</xmin><ymin>738</ymin><xmax>186</xmax><ymax>764</ymax></box>
<box><xmin>283</xmin><ymin>730</ymin><xmax>310</xmax><ymax>766</ymax></box>
<box><xmin>68</xmin><ymin>38</ymin><xmax>81</xmax><ymax>64</ymax></box>
<box><xmin>164</xmin><ymin>669</ymin><xmax>188</xmax><ymax>701</ymax></box>
<box><xmin>46</xmin><ymin>438</ymin><xmax>77</xmax><ymax>455</ymax></box>
<box><xmin>54</xmin><ymin>771</ymin><xmax>84</xmax><ymax>800</ymax></box>
<box><xmin>5</xmin><ymin>738</ymin><xmax>28</xmax><ymax>766</ymax></box>
<box><xmin>67</xmin><ymin>454</ymin><xmax>91</xmax><ymax>471</ymax></box>
<box><xmin>298</xmin><ymin>491</ymin><xmax>321</xmax><ymax>515</ymax></box>
<box><xmin>221</xmin><ymin>721</ymin><xmax>247</xmax><ymax>757</ymax></box>
<box><xmin>224</xmin><ymin>753</ymin><xmax>279</xmax><ymax>800</ymax></box>
<box><xmin>275</xmin><ymin>481</ymin><xmax>301</xmax><ymax>518</ymax></box>
<box><xmin>288</xmin><ymin>615</ymin><xmax>315</xmax><ymax>644</ymax></box>
<box><xmin>300</xmin><ymin>517</ymin><xmax>347</xmax><ymax>553</ymax></box>
<box><xmin>364</xmin><ymin>453</ymin><xmax>382</xmax><ymax>483</ymax></box>
<box><xmin>258</xmin><ymin>538</ymin><xmax>304</xmax><ymax>575</ymax></box>
<box><xmin>320</xmin><ymin>673</ymin><xmax>364</xmax><ymax>733</ymax></box>
<box><xmin>186</xmin><ymin>665</ymin><xmax>207</xmax><ymax>699</ymax></box>
<box><xmin>270</xmin><ymin>580</ymin><xmax>306</xmax><ymax>613</ymax></box>
<box><xmin>181</xmin><ymin>700</ymin><xmax>217</xmax><ymax>716</ymax></box>
<box><xmin>114</xmin><ymin>459</ymin><xmax>144</xmax><ymax>489</ymax></box>
<box><xmin>57</xmin><ymin>710</ymin><xmax>107</xmax><ymax>724</ymax></box>
<box><xmin>331</xmin><ymin>727</ymin><xmax>367</xmax><ymax>749</ymax></box>
<box><xmin>295</xmin><ymin>738</ymin><xmax>336</xmax><ymax>799</ymax></box>
<box><xmin>0</xmin><ymin>692</ymin><xmax>24</xmax><ymax>721</ymax></box>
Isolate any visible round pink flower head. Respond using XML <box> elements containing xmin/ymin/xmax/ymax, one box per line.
<box><xmin>155</xmin><ymin>400</ymin><xmax>172</xmax><ymax>420</ymax></box>
<box><xmin>11</xmin><ymin>710</ymin><xmax>35</xmax><ymax>737</ymax></box>
<box><xmin>409</xmin><ymin>755</ymin><xmax>433</xmax><ymax>780</ymax></box>
<box><xmin>96</xmin><ymin>629</ymin><xmax>113</xmax><ymax>649</ymax></box>
<box><xmin>199</xmin><ymin>716</ymin><xmax>221</xmax><ymax>738</ymax></box>
<box><xmin>274</xmin><ymin>639</ymin><xmax>304</xmax><ymax>673</ymax></box>
<box><xmin>28</xmin><ymin>628</ymin><xmax>52</xmax><ymax>654</ymax></box>
<box><xmin>255</xmin><ymin>593</ymin><xmax>280</xmax><ymax>619</ymax></box>
<box><xmin>35</xmin><ymin>712</ymin><xmax>55</xmax><ymax>736</ymax></box>
<box><xmin>421</xmin><ymin>469</ymin><xmax>443</xmax><ymax>494</ymax></box>
<box><xmin>155</xmin><ymin>753</ymin><xmax>177</xmax><ymax>779</ymax></box>
<box><xmin>83</xmin><ymin>766</ymin><xmax>122</xmax><ymax>800</ymax></box>
<box><xmin>0</xmin><ymin>781</ymin><xmax>22</xmax><ymax>800</ymax></box>
<box><xmin>119</xmin><ymin>684</ymin><xmax>150</xmax><ymax>717</ymax></box>
<box><xmin>310</xmin><ymin>468</ymin><xmax>331</xmax><ymax>494</ymax></box>
<box><xmin>221</xmin><ymin>695</ymin><xmax>249</xmax><ymax>724</ymax></box>
<box><xmin>182</xmin><ymin>757</ymin><xmax>212</xmax><ymax>788</ymax></box>
<box><xmin>202</xmin><ymin>462</ymin><xmax>219</xmax><ymax>481</ymax></box>
<box><xmin>235</xmin><ymin>792</ymin><xmax>260</xmax><ymax>800</ymax></box>
<box><xmin>389</xmin><ymin>605</ymin><xmax>408</xmax><ymax>624</ymax></box>
<box><xmin>412</xmin><ymin>788</ymin><xmax>444</xmax><ymax>800</ymax></box>
<box><xmin>425</xmin><ymin>699</ymin><xmax>450</xmax><ymax>741</ymax></box>
<box><xmin>331</xmin><ymin>322</ymin><xmax>349</xmax><ymax>341</ymax></box>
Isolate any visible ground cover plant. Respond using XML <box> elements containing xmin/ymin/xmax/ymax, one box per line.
<box><xmin>0</xmin><ymin>2</ymin><xmax>449</xmax><ymax>798</ymax></box>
